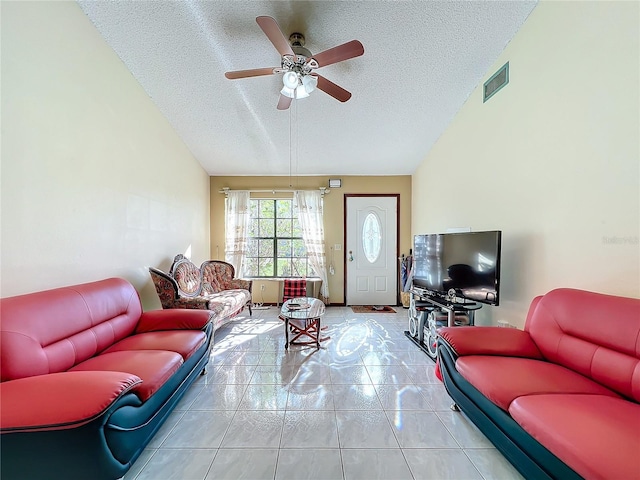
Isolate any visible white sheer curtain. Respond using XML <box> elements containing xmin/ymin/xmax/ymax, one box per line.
<box><xmin>294</xmin><ymin>190</ymin><xmax>330</xmax><ymax>301</ymax></box>
<box><xmin>224</xmin><ymin>190</ymin><xmax>251</xmax><ymax>275</ymax></box>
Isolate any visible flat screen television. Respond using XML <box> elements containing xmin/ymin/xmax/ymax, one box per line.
<box><xmin>413</xmin><ymin>230</ymin><xmax>502</xmax><ymax>306</ymax></box>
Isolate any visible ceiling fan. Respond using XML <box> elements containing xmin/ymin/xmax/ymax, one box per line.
<box><xmin>224</xmin><ymin>16</ymin><xmax>364</xmax><ymax>110</ymax></box>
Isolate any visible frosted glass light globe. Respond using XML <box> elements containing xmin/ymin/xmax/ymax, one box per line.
<box><xmin>302</xmin><ymin>75</ymin><xmax>317</xmax><ymax>94</ymax></box>
<box><xmin>282</xmin><ymin>71</ymin><xmax>299</xmax><ymax>90</ymax></box>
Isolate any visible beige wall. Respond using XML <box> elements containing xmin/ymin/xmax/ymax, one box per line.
<box><xmin>1</xmin><ymin>2</ymin><xmax>211</xmax><ymax>310</ymax></box>
<box><xmin>211</xmin><ymin>176</ymin><xmax>412</xmax><ymax>304</ymax></box>
<box><xmin>412</xmin><ymin>1</ymin><xmax>639</xmax><ymax>327</ymax></box>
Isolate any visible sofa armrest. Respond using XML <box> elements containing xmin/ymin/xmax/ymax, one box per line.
<box><xmin>136</xmin><ymin>309</ymin><xmax>212</xmax><ymax>333</ymax></box>
<box><xmin>226</xmin><ymin>278</ymin><xmax>252</xmax><ymax>291</ymax></box>
<box><xmin>437</xmin><ymin>326</ymin><xmax>544</xmax><ymax>359</ymax></box>
<box><xmin>0</xmin><ymin>371</ymin><xmax>141</xmax><ymax>432</ymax></box>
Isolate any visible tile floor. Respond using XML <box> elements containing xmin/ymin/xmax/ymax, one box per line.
<box><xmin>124</xmin><ymin>306</ymin><xmax>524</xmax><ymax>480</ymax></box>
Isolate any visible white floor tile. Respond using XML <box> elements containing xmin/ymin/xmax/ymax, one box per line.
<box><xmin>275</xmin><ymin>449</ymin><xmax>344</xmax><ymax>480</ymax></box>
<box><xmin>287</xmin><ymin>383</ymin><xmax>335</xmax><ymax>410</ymax></box>
<box><xmin>289</xmin><ymin>363</ymin><xmax>332</xmax><ymax>385</ymax></box>
<box><xmin>205</xmin><ymin>448</ymin><xmax>278</xmax><ymax>480</ymax></box>
<box><xmin>223</xmin><ymin>350</ymin><xmax>263</xmax><ymax>365</ymax></box>
<box><xmin>162</xmin><ymin>410</ymin><xmax>235</xmax><ymax>448</ymax></box>
<box><xmin>174</xmin><ymin>384</ymin><xmax>205</xmax><ymax>411</ymax></box>
<box><xmin>238</xmin><ymin>383</ymin><xmax>289</xmax><ymax>410</ymax></box>
<box><xmin>330</xmin><ymin>365</ymin><xmax>373</xmax><ymax>384</ymax></box>
<box><xmin>220</xmin><ymin>410</ymin><xmax>285</xmax><ymax>448</ymax></box>
<box><xmin>336</xmin><ymin>410</ymin><xmax>399</xmax><ymax>448</ymax></box>
<box><xmin>374</xmin><ymin>384</ymin><xmax>433</xmax><ymax>411</ymax></box>
<box><xmin>465</xmin><ymin>448</ymin><xmax>526</xmax><ymax>480</ymax></box>
<box><xmin>417</xmin><ymin>383</ymin><xmax>457</xmax><ymax>411</ymax></box>
<box><xmin>130</xmin><ymin>306</ymin><xmax>525</xmax><ymax>480</ymax></box>
<box><xmin>250</xmin><ymin>365</ymin><xmax>295</xmax><ymax>385</ymax></box>
<box><xmin>365</xmin><ymin>364</ymin><xmax>413</xmax><ymax>385</ymax></box>
<box><xmin>341</xmin><ymin>448</ymin><xmax>413</xmax><ymax>480</ymax></box>
<box><xmin>403</xmin><ymin>364</ymin><xmax>440</xmax><ymax>384</ymax></box>
<box><xmin>360</xmin><ymin>349</ymin><xmax>403</xmax><ymax>366</ymax></box>
<box><xmin>135</xmin><ymin>448</ymin><xmax>215</xmax><ymax>480</ymax></box>
<box><xmin>435</xmin><ymin>411</ymin><xmax>494</xmax><ymax>449</ymax></box>
<box><xmin>332</xmin><ymin>384</ymin><xmax>383</xmax><ymax>410</ymax></box>
<box><xmin>387</xmin><ymin>411</ymin><xmax>459</xmax><ymax>448</ymax></box>
<box><xmin>189</xmin><ymin>383</ymin><xmax>247</xmax><ymax>410</ymax></box>
<box><xmin>403</xmin><ymin>448</ymin><xmax>483</xmax><ymax>480</ymax></box>
<box><xmin>281</xmin><ymin>410</ymin><xmax>340</xmax><ymax>448</ymax></box>
<box><xmin>207</xmin><ymin>365</ymin><xmax>256</xmax><ymax>384</ymax></box>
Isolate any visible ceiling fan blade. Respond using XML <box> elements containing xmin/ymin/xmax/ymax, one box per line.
<box><xmin>225</xmin><ymin>67</ymin><xmax>278</xmax><ymax>80</ymax></box>
<box><xmin>277</xmin><ymin>95</ymin><xmax>292</xmax><ymax>110</ymax></box>
<box><xmin>315</xmin><ymin>75</ymin><xmax>352</xmax><ymax>102</ymax></box>
<box><xmin>309</xmin><ymin>40</ymin><xmax>364</xmax><ymax>68</ymax></box>
<box><xmin>256</xmin><ymin>16</ymin><xmax>295</xmax><ymax>58</ymax></box>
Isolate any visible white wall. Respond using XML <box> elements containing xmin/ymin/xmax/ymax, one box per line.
<box><xmin>1</xmin><ymin>2</ymin><xmax>211</xmax><ymax>309</ymax></box>
<box><xmin>412</xmin><ymin>1</ymin><xmax>639</xmax><ymax>327</ymax></box>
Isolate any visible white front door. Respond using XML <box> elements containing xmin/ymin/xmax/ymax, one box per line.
<box><xmin>345</xmin><ymin>195</ymin><xmax>398</xmax><ymax>305</ymax></box>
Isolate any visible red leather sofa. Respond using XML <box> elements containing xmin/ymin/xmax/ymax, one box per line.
<box><xmin>0</xmin><ymin>278</ymin><xmax>214</xmax><ymax>480</ymax></box>
<box><xmin>437</xmin><ymin>288</ymin><xmax>640</xmax><ymax>480</ymax></box>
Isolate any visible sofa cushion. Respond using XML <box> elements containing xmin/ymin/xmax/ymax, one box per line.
<box><xmin>70</xmin><ymin>351</ymin><xmax>182</xmax><ymax>402</ymax></box>
<box><xmin>206</xmin><ymin>289</ymin><xmax>251</xmax><ymax>326</ymax></box>
<box><xmin>0</xmin><ymin>278</ymin><xmax>142</xmax><ymax>381</ymax></box>
<box><xmin>172</xmin><ymin>259</ymin><xmax>202</xmax><ymax>297</ymax></box>
<box><xmin>135</xmin><ymin>309</ymin><xmax>212</xmax><ymax>333</ymax></box>
<box><xmin>201</xmin><ymin>265</ymin><xmax>223</xmax><ymax>294</ymax></box>
<box><xmin>103</xmin><ymin>331</ymin><xmax>206</xmax><ymax>361</ymax></box>
<box><xmin>510</xmin><ymin>394</ymin><xmax>640</xmax><ymax>480</ymax></box>
<box><xmin>0</xmin><ymin>371</ymin><xmax>141</xmax><ymax>432</ymax></box>
<box><xmin>201</xmin><ymin>261</ymin><xmax>232</xmax><ymax>291</ymax></box>
<box><xmin>456</xmin><ymin>356</ymin><xmax>619</xmax><ymax>411</ymax></box>
<box><xmin>527</xmin><ymin>288</ymin><xmax>640</xmax><ymax>401</ymax></box>
<box><xmin>438</xmin><ymin>326</ymin><xmax>543</xmax><ymax>359</ymax></box>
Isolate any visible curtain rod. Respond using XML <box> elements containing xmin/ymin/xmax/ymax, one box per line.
<box><xmin>219</xmin><ymin>187</ymin><xmax>329</xmax><ymax>196</ymax></box>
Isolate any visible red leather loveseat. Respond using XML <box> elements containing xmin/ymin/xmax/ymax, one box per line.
<box><xmin>0</xmin><ymin>278</ymin><xmax>214</xmax><ymax>480</ymax></box>
<box><xmin>437</xmin><ymin>288</ymin><xmax>640</xmax><ymax>480</ymax></box>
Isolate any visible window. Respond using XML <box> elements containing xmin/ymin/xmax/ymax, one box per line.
<box><xmin>244</xmin><ymin>199</ymin><xmax>316</xmax><ymax>278</ymax></box>
<box><xmin>362</xmin><ymin>212</ymin><xmax>382</xmax><ymax>263</ymax></box>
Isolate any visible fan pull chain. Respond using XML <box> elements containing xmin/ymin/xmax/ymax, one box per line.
<box><xmin>295</xmin><ymin>97</ymin><xmax>299</xmax><ymax>188</ymax></box>
<box><xmin>289</xmin><ymin>95</ymin><xmax>293</xmax><ymax>187</ymax></box>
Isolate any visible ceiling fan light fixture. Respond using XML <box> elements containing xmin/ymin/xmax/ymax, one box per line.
<box><xmin>280</xmin><ymin>86</ymin><xmax>295</xmax><ymax>98</ymax></box>
<box><xmin>282</xmin><ymin>71</ymin><xmax>299</xmax><ymax>89</ymax></box>
<box><xmin>295</xmin><ymin>85</ymin><xmax>309</xmax><ymax>99</ymax></box>
<box><xmin>224</xmin><ymin>16</ymin><xmax>363</xmax><ymax>109</ymax></box>
<box><xmin>302</xmin><ymin>75</ymin><xmax>317</xmax><ymax>93</ymax></box>
<box><xmin>282</xmin><ymin>73</ymin><xmax>314</xmax><ymax>99</ymax></box>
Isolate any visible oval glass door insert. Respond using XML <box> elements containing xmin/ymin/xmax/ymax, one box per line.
<box><xmin>362</xmin><ymin>213</ymin><xmax>382</xmax><ymax>263</ymax></box>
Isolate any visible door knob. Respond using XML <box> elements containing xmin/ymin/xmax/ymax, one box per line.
<box><xmin>348</xmin><ymin>250</ymin><xmax>354</xmax><ymax>262</ymax></box>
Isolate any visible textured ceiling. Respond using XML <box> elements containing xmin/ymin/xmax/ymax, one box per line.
<box><xmin>78</xmin><ymin>1</ymin><xmax>537</xmax><ymax>176</ymax></box>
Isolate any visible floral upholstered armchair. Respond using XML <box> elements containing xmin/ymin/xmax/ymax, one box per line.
<box><xmin>149</xmin><ymin>255</ymin><xmax>252</xmax><ymax>330</ymax></box>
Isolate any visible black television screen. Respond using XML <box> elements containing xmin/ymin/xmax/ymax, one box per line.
<box><xmin>413</xmin><ymin>230</ymin><xmax>502</xmax><ymax>305</ymax></box>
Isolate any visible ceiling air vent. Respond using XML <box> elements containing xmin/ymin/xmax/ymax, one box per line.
<box><xmin>483</xmin><ymin>62</ymin><xmax>509</xmax><ymax>103</ymax></box>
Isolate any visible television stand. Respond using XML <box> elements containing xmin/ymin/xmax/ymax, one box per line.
<box><xmin>405</xmin><ymin>288</ymin><xmax>482</xmax><ymax>360</ymax></box>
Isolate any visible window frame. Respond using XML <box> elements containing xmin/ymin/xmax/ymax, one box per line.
<box><xmin>244</xmin><ymin>198</ymin><xmax>316</xmax><ymax>279</ymax></box>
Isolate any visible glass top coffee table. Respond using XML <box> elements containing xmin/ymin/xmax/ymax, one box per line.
<box><xmin>279</xmin><ymin>297</ymin><xmax>327</xmax><ymax>349</ymax></box>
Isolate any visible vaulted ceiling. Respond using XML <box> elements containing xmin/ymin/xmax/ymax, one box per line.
<box><xmin>79</xmin><ymin>1</ymin><xmax>537</xmax><ymax>176</ymax></box>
